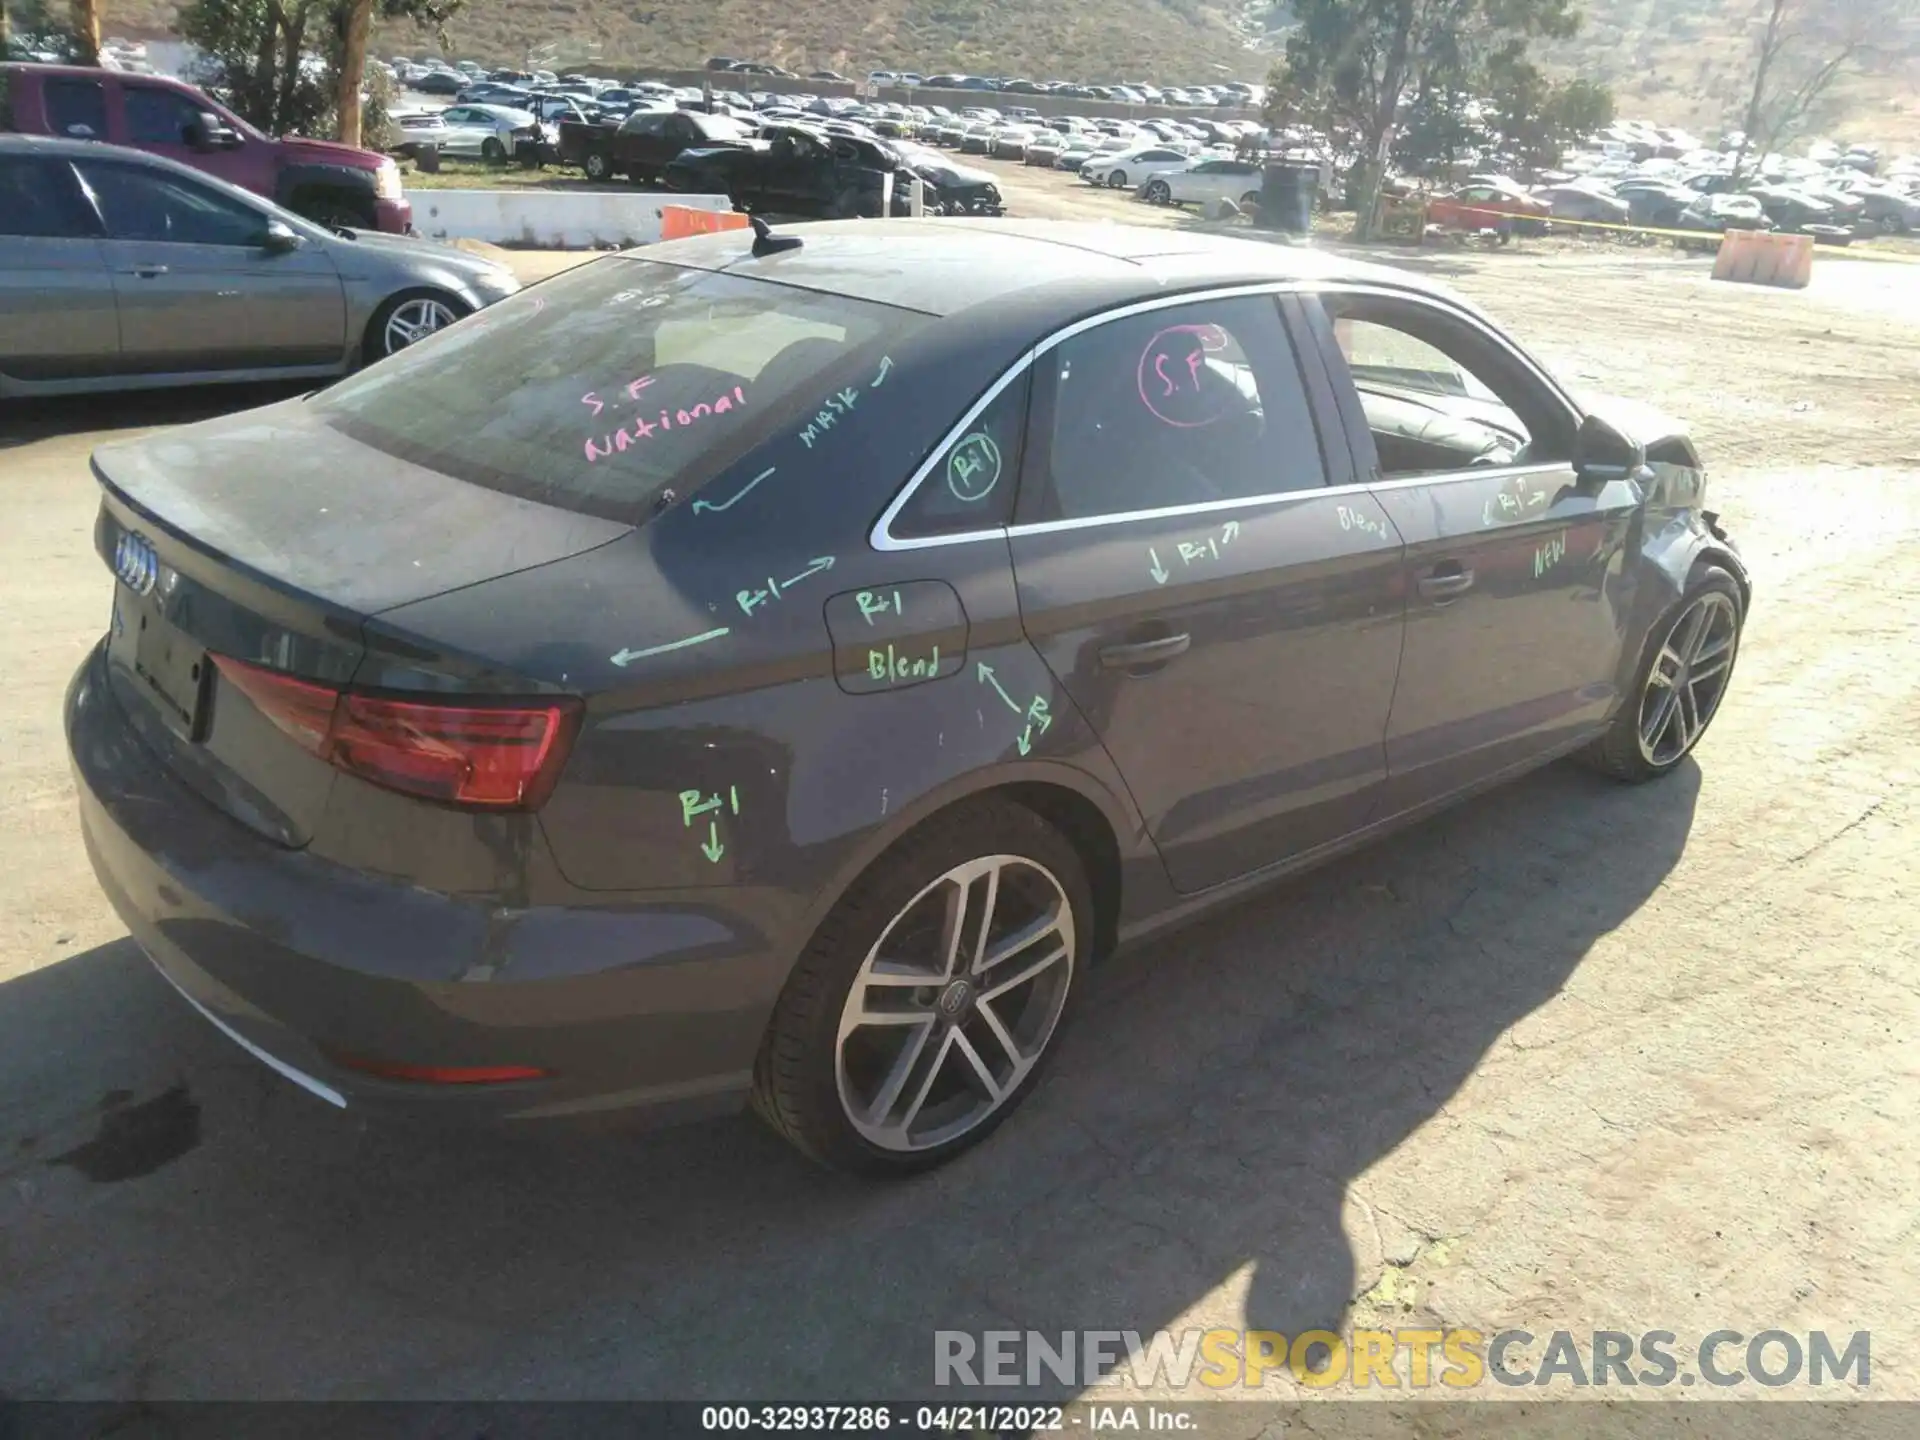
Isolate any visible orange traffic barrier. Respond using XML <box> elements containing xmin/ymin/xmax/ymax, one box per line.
<box><xmin>1712</xmin><ymin>229</ymin><xmax>1813</xmax><ymax>290</ymax></box>
<box><xmin>660</xmin><ymin>205</ymin><xmax>751</xmax><ymax>241</ymax></box>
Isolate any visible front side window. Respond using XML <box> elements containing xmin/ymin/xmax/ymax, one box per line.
<box><xmin>311</xmin><ymin>257</ymin><xmax>930</xmax><ymax>523</ymax></box>
<box><xmin>1026</xmin><ymin>295</ymin><xmax>1326</xmax><ymax>523</ymax></box>
<box><xmin>1303</xmin><ymin>292</ymin><xmax>1574</xmax><ymax>478</ymax></box>
<box><xmin>124</xmin><ymin>86</ymin><xmax>204</xmax><ymax>145</ymax></box>
<box><xmin>43</xmin><ymin>78</ymin><xmax>107</xmax><ymax>138</ymax></box>
<box><xmin>76</xmin><ymin>162</ymin><xmax>265</xmax><ymax>246</ymax></box>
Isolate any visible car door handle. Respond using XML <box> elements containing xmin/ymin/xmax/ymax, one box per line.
<box><xmin>1417</xmin><ymin>565</ymin><xmax>1476</xmax><ymax>602</ymax></box>
<box><xmin>129</xmin><ymin>265</ymin><xmax>170</xmax><ymax>278</ymax></box>
<box><xmin>1099</xmin><ymin>633</ymin><xmax>1191</xmax><ymax>670</ymax></box>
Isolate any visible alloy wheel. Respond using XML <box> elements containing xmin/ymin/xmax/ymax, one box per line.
<box><xmin>1637</xmin><ymin>591</ymin><xmax>1740</xmax><ymax>767</ymax></box>
<box><xmin>835</xmin><ymin>854</ymin><xmax>1075</xmax><ymax>1153</ymax></box>
<box><xmin>383</xmin><ymin>297</ymin><xmax>460</xmax><ymax>354</ymax></box>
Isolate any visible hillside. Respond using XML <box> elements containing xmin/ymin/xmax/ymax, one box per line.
<box><xmin>98</xmin><ymin>0</ymin><xmax>1920</xmax><ymax>145</ymax></box>
<box><xmin>1538</xmin><ymin>0</ymin><xmax>1920</xmax><ymax>149</ymax></box>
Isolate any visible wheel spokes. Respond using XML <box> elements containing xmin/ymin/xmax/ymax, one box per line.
<box><xmin>865</xmin><ymin>1019</ymin><xmax>937</xmax><ymax>1128</ymax></box>
<box><xmin>836</xmin><ymin>854</ymin><xmax>1076</xmax><ymax>1153</ymax></box>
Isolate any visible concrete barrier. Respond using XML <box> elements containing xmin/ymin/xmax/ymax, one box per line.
<box><xmin>410</xmin><ymin>189</ymin><xmax>735</xmax><ymax>248</ymax></box>
<box><xmin>1713</xmin><ymin>229</ymin><xmax>1814</xmax><ymax>290</ymax></box>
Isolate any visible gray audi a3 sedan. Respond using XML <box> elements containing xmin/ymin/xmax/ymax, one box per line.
<box><xmin>68</xmin><ymin>219</ymin><xmax>1749</xmax><ymax>1174</ymax></box>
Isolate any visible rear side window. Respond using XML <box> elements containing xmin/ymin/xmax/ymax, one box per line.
<box><xmin>311</xmin><ymin>257</ymin><xmax>930</xmax><ymax>523</ymax></box>
<box><xmin>0</xmin><ymin>156</ymin><xmax>96</xmax><ymax>237</ymax></box>
<box><xmin>1025</xmin><ymin>295</ymin><xmax>1326</xmax><ymax>523</ymax></box>
<box><xmin>890</xmin><ymin>371</ymin><xmax>1030</xmax><ymax>539</ymax></box>
<box><xmin>44</xmin><ymin>78</ymin><xmax>107</xmax><ymax>138</ymax></box>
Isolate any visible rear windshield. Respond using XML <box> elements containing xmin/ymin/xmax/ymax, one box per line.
<box><xmin>312</xmin><ymin>257</ymin><xmax>928</xmax><ymax>523</ymax></box>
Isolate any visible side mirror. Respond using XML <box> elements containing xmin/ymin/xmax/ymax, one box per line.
<box><xmin>188</xmin><ymin>112</ymin><xmax>241</xmax><ymax>150</ymax></box>
<box><xmin>1573</xmin><ymin>413</ymin><xmax>1647</xmax><ymax>480</ymax></box>
<box><xmin>260</xmin><ymin>219</ymin><xmax>304</xmax><ymax>253</ymax></box>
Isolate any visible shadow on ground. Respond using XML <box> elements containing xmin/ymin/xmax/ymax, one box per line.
<box><xmin>0</xmin><ymin>758</ymin><xmax>1699</xmax><ymax>1399</ymax></box>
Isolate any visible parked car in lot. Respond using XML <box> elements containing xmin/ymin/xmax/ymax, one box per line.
<box><xmin>1534</xmin><ymin>183</ymin><xmax>1631</xmax><ymax>227</ymax></box>
<box><xmin>1426</xmin><ymin>181</ymin><xmax>1551</xmax><ymax>235</ymax></box>
<box><xmin>561</xmin><ymin>107</ymin><xmax>755</xmax><ymax>183</ymax></box>
<box><xmin>1081</xmin><ymin>143</ymin><xmax>1191</xmax><ymax>190</ymax></box>
<box><xmin>1145</xmin><ymin>156</ymin><xmax>1263</xmax><ymax>209</ymax></box>
<box><xmin>431</xmin><ymin>104</ymin><xmax>552</xmax><ymax>164</ymax></box>
<box><xmin>666</xmin><ymin>124</ymin><xmax>969</xmax><ymax>217</ymax></box>
<box><xmin>66</xmin><ymin>218</ymin><xmax>1747</xmax><ymax>1174</ymax></box>
<box><xmin>409</xmin><ymin>69</ymin><xmax>463</xmax><ymax>96</ymax></box>
<box><xmin>0</xmin><ymin>135</ymin><xmax>517</xmax><ymax>396</ymax></box>
<box><xmin>2</xmin><ymin>61</ymin><xmax>410</xmax><ymax>232</ymax></box>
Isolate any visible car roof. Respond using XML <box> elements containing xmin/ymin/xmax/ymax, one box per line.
<box><xmin>629</xmin><ymin>218</ymin><xmax>1444</xmax><ymax>323</ymax></box>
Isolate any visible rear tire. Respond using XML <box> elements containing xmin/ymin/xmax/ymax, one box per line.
<box><xmin>751</xmin><ymin>798</ymin><xmax>1091</xmax><ymax>1175</ymax></box>
<box><xmin>1579</xmin><ymin>566</ymin><xmax>1744</xmax><ymax>782</ymax></box>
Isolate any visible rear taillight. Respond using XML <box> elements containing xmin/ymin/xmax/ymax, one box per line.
<box><xmin>210</xmin><ymin>656</ymin><xmax>579</xmax><ymax>811</ymax></box>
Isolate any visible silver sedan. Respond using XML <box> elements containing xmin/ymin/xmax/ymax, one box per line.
<box><xmin>0</xmin><ymin>134</ymin><xmax>520</xmax><ymax>398</ymax></box>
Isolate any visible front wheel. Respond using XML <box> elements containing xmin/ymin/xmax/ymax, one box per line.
<box><xmin>583</xmin><ymin>152</ymin><xmax>611</xmax><ymax>181</ymax></box>
<box><xmin>751</xmin><ymin>798</ymin><xmax>1090</xmax><ymax>1175</ymax></box>
<box><xmin>1579</xmin><ymin>566</ymin><xmax>1744</xmax><ymax>781</ymax></box>
<box><xmin>480</xmin><ymin>137</ymin><xmax>504</xmax><ymax>163</ymax></box>
<box><xmin>1106</xmin><ymin>169</ymin><xmax>1128</xmax><ymax>189</ymax></box>
<box><xmin>1143</xmin><ymin>179</ymin><xmax>1170</xmax><ymax>204</ymax></box>
<box><xmin>365</xmin><ymin>290</ymin><xmax>470</xmax><ymax>362</ymax></box>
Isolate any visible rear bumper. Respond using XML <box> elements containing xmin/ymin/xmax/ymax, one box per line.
<box><xmin>375</xmin><ymin>196</ymin><xmax>413</xmax><ymax>234</ymax></box>
<box><xmin>66</xmin><ymin>642</ymin><xmax>768</xmax><ymax>1127</ymax></box>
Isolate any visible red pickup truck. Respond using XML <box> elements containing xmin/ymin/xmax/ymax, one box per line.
<box><xmin>1</xmin><ymin>62</ymin><xmax>411</xmax><ymax>233</ymax></box>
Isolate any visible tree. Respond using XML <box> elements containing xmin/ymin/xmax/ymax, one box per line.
<box><xmin>1730</xmin><ymin>0</ymin><xmax>1894</xmax><ymax>182</ymax></box>
<box><xmin>336</xmin><ymin>0</ymin><xmax>460</xmax><ymax>145</ymax></box>
<box><xmin>1264</xmin><ymin>0</ymin><xmax>1582</xmax><ymax>239</ymax></box>
<box><xmin>1483</xmin><ymin>52</ymin><xmax>1614</xmax><ymax>176</ymax></box>
<box><xmin>179</xmin><ymin>0</ymin><xmax>458</xmax><ymax>144</ymax></box>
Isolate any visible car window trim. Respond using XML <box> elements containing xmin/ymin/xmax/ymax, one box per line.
<box><xmin>871</xmin><ymin>279</ymin><xmax>1581</xmax><ymax>553</ymax></box>
<box><xmin>1296</xmin><ymin>280</ymin><xmax>1584</xmax><ymax>473</ymax></box>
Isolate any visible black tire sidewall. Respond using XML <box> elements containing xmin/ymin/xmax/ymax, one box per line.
<box><xmin>1622</xmin><ymin>566</ymin><xmax>1746</xmax><ymax>776</ymax></box>
<box><xmin>754</xmin><ymin>799</ymin><xmax>1094</xmax><ymax>1175</ymax></box>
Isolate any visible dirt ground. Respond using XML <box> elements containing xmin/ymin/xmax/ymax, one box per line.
<box><xmin>2</xmin><ymin>175</ymin><xmax>1918</xmax><ymax>1406</ymax></box>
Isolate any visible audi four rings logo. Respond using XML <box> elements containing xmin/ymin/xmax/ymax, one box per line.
<box><xmin>114</xmin><ymin>532</ymin><xmax>159</xmax><ymax>596</ymax></box>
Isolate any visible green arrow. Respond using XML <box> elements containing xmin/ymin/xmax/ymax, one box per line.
<box><xmin>1148</xmin><ymin>547</ymin><xmax>1169</xmax><ymax>585</ymax></box>
<box><xmin>781</xmin><ymin>555</ymin><xmax>836</xmax><ymax>589</ymax></box>
<box><xmin>700</xmin><ymin>820</ymin><xmax>725</xmax><ymax>864</ymax></box>
<box><xmin>975</xmin><ymin>662</ymin><xmax>1022</xmax><ymax>714</ymax></box>
<box><xmin>1017</xmin><ymin>725</ymin><xmax>1033</xmax><ymax>756</ymax></box>
<box><xmin>1221</xmin><ymin>520</ymin><xmax>1241</xmax><ymax>545</ymax></box>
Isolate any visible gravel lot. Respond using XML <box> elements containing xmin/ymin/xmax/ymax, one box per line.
<box><xmin>2</xmin><ymin>197</ymin><xmax>1917</xmax><ymax>1404</ymax></box>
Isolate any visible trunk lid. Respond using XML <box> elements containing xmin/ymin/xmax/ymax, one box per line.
<box><xmin>92</xmin><ymin>398</ymin><xmax>628</xmax><ymax>847</ymax></box>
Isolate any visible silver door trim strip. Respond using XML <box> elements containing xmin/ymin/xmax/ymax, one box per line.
<box><xmin>870</xmin><ymin>278</ymin><xmax>1584</xmax><ymax>553</ymax></box>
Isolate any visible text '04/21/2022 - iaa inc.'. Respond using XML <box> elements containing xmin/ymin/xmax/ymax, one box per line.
<box><xmin>67</xmin><ymin>218</ymin><xmax>1748</xmax><ymax>1175</ymax></box>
